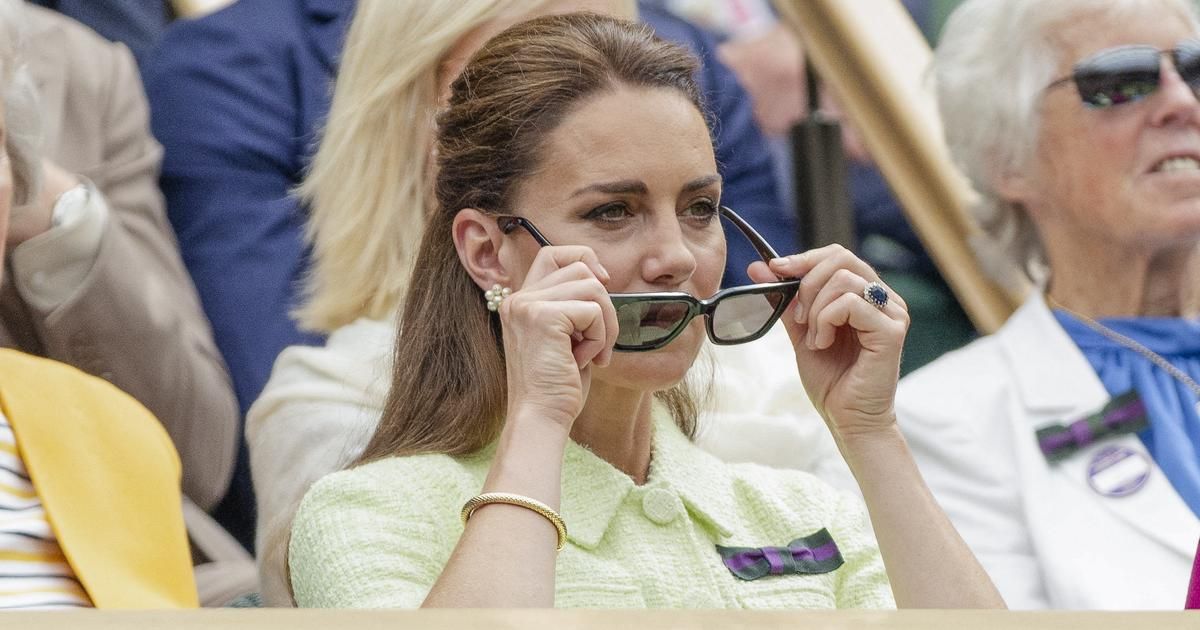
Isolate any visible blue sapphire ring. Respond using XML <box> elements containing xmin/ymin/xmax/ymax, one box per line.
<box><xmin>862</xmin><ymin>282</ymin><xmax>888</xmax><ymax>311</ymax></box>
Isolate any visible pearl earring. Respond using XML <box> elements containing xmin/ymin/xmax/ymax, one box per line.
<box><xmin>484</xmin><ymin>284</ymin><xmax>511</xmax><ymax>312</ymax></box>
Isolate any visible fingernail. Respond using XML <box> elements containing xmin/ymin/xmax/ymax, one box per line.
<box><xmin>770</xmin><ymin>257</ymin><xmax>788</xmax><ymax>267</ymax></box>
<box><xmin>793</xmin><ymin>302</ymin><xmax>806</xmax><ymax>324</ymax></box>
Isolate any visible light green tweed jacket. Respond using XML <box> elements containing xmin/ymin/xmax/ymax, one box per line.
<box><xmin>289</xmin><ymin>407</ymin><xmax>895</xmax><ymax>608</ymax></box>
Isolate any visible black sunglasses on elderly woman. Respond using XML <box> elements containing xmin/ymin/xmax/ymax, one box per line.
<box><xmin>496</xmin><ymin>206</ymin><xmax>801</xmax><ymax>352</ymax></box>
<box><xmin>1045</xmin><ymin>38</ymin><xmax>1200</xmax><ymax>108</ymax></box>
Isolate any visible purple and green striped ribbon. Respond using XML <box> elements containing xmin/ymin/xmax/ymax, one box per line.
<box><xmin>1036</xmin><ymin>390</ymin><xmax>1148</xmax><ymax>463</ymax></box>
<box><xmin>715</xmin><ymin>528</ymin><xmax>843</xmax><ymax>581</ymax></box>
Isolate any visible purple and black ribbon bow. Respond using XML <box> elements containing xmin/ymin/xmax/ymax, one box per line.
<box><xmin>1036</xmin><ymin>390</ymin><xmax>1148</xmax><ymax>463</ymax></box>
<box><xmin>715</xmin><ymin>528</ymin><xmax>843</xmax><ymax>581</ymax></box>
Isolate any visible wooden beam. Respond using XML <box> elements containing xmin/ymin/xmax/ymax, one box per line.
<box><xmin>774</xmin><ymin>0</ymin><xmax>1025</xmax><ymax>333</ymax></box>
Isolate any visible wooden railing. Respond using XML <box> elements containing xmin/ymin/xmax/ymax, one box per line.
<box><xmin>4</xmin><ymin>609</ymin><xmax>1197</xmax><ymax>629</ymax></box>
<box><xmin>775</xmin><ymin>0</ymin><xmax>1027</xmax><ymax>333</ymax></box>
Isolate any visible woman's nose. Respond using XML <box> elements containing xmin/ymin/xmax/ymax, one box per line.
<box><xmin>641</xmin><ymin>218</ymin><xmax>698</xmax><ymax>287</ymax></box>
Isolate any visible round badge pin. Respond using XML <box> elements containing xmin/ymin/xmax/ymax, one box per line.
<box><xmin>1086</xmin><ymin>445</ymin><xmax>1151</xmax><ymax>498</ymax></box>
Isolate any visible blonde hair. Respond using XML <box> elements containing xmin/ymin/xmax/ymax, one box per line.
<box><xmin>297</xmin><ymin>0</ymin><xmax>636</xmax><ymax>333</ymax></box>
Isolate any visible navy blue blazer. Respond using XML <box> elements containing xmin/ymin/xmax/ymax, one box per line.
<box><xmin>143</xmin><ymin>0</ymin><xmax>350</xmax><ymax>546</ymax></box>
<box><xmin>144</xmin><ymin>0</ymin><xmax>344</xmax><ymax>417</ymax></box>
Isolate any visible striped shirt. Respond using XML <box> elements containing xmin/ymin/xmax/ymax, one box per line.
<box><xmin>0</xmin><ymin>410</ymin><xmax>91</xmax><ymax>609</ymax></box>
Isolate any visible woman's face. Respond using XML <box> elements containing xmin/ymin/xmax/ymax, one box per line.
<box><xmin>504</xmin><ymin>84</ymin><xmax>723</xmax><ymax>391</ymax></box>
<box><xmin>1018</xmin><ymin>8</ymin><xmax>1200</xmax><ymax>256</ymax></box>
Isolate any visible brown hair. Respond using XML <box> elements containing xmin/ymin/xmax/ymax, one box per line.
<box><xmin>358</xmin><ymin>13</ymin><xmax>710</xmax><ymax>464</ymax></box>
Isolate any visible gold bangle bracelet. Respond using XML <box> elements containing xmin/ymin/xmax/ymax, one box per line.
<box><xmin>460</xmin><ymin>492</ymin><xmax>568</xmax><ymax>551</ymax></box>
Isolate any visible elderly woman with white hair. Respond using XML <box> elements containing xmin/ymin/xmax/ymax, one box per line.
<box><xmin>898</xmin><ymin>0</ymin><xmax>1200</xmax><ymax>610</ymax></box>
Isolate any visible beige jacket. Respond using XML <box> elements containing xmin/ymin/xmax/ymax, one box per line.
<box><xmin>0</xmin><ymin>4</ymin><xmax>238</xmax><ymax>513</ymax></box>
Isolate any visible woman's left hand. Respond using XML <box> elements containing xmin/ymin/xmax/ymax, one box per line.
<box><xmin>748</xmin><ymin>244</ymin><xmax>909</xmax><ymax>442</ymax></box>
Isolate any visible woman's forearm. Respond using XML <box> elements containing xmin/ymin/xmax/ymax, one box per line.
<box><xmin>838</xmin><ymin>423</ymin><xmax>1006</xmax><ymax>609</ymax></box>
<box><xmin>422</xmin><ymin>410</ymin><xmax>570</xmax><ymax>607</ymax></box>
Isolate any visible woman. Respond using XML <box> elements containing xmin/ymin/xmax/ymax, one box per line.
<box><xmin>247</xmin><ymin>0</ymin><xmax>849</xmax><ymax>606</ymax></box>
<box><xmin>0</xmin><ymin>0</ymin><xmax>196</xmax><ymax>607</ymax></box>
<box><xmin>898</xmin><ymin>0</ymin><xmax>1200</xmax><ymax>610</ymax></box>
<box><xmin>287</xmin><ymin>13</ymin><xmax>1001</xmax><ymax>609</ymax></box>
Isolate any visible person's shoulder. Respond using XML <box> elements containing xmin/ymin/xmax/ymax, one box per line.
<box><xmin>897</xmin><ymin>329</ymin><xmax>1010</xmax><ymax>415</ymax></box>
<box><xmin>22</xmin><ymin>3</ymin><xmax>132</xmax><ymax>88</ymax></box>
<box><xmin>267</xmin><ymin>317</ymin><xmax>392</xmax><ymax>388</ymax></box>
<box><xmin>300</xmin><ymin>450</ymin><xmax>488</xmax><ymax>517</ymax></box>
<box><xmin>251</xmin><ymin>317</ymin><xmax>393</xmax><ymax>416</ymax></box>
<box><xmin>23</xmin><ymin>3</ymin><xmax>121</xmax><ymax>54</ymax></box>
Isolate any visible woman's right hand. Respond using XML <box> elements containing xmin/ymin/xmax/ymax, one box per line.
<box><xmin>497</xmin><ymin>246</ymin><xmax>618</xmax><ymax>432</ymax></box>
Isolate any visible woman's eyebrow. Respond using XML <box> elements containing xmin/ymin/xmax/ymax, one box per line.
<box><xmin>568</xmin><ymin>174</ymin><xmax>722</xmax><ymax>199</ymax></box>
<box><xmin>569</xmin><ymin>180</ymin><xmax>648</xmax><ymax>198</ymax></box>
<box><xmin>682</xmin><ymin>174</ymin><xmax>722</xmax><ymax>193</ymax></box>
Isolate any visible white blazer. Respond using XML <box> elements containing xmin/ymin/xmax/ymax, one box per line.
<box><xmin>897</xmin><ymin>294</ymin><xmax>1199</xmax><ymax>609</ymax></box>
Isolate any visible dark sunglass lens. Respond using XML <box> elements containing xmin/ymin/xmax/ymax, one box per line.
<box><xmin>614</xmin><ymin>300</ymin><xmax>691</xmax><ymax>348</ymax></box>
<box><xmin>710</xmin><ymin>292</ymin><xmax>783</xmax><ymax>343</ymax></box>
<box><xmin>1074</xmin><ymin>47</ymin><xmax>1160</xmax><ymax>107</ymax></box>
<box><xmin>1175</xmin><ymin>40</ymin><xmax>1200</xmax><ymax>89</ymax></box>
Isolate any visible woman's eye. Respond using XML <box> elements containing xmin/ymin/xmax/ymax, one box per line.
<box><xmin>584</xmin><ymin>202</ymin><xmax>631</xmax><ymax>222</ymax></box>
<box><xmin>683</xmin><ymin>200</ymin><xmax>718</xmax><ymax>222</ymax></box>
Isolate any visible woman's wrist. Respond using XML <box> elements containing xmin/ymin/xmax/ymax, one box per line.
<box><xmin>485</xmin><ymin>407</ymin><xmax>572</xmax><ymax>505</ymax></box>
<box><xmin>832</xmin><ymin>419</ymin><xmax>907</xmax><ymax>464</ymax></box>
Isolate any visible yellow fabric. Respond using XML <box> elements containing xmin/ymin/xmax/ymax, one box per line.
<box><xmin>0</xmin><ymin>349</ymin><xmax>198</xmax><ymax>608</ymax></box>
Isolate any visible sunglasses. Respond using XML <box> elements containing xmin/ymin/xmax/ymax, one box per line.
<box><xmin>496</xmin><ymin>207</ymin><xmax>800</xmax><ymax>352</ymax></box>
<box><xmin>1045</xmin><ymin>39</ymin><xmax>1200</xmax><ymax>108</ymax></box>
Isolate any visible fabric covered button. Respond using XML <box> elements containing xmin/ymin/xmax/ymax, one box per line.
<box><xmin>641</xmin><ymin>487</ymin><xmax>683</xmax><ymax>525</ymax></box>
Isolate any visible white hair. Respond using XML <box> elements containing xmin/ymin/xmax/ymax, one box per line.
<box><xmin>933</xmin><ymin>0</ymin><xmax>1200</xmax><ymax>285</ymax></box>
<box><xmin>0</xmin><ymin>0</ymin><xmax>41</xmax><ymax>205</ymax></box>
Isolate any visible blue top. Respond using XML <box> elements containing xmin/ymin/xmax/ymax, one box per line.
<box><xmin>1054</xmin><ymin>311</ymin><xmax>1200</xmax><ymax>517</ymax></box>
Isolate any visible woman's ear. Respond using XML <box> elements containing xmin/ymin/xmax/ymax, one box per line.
<box><xmin>994</xmin><ymin>169</ymin><xmax>1037</xmax><ymax>214</ymax></box>
<box><xmin>453</xmin><ymin>209</ymin><xmax>513</xmax><ymax>291</ymax></box>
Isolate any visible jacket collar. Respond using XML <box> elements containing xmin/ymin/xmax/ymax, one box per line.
<box><xmin>559</xmin><ymin>406</ymin><xmax>738</xmax><ymax>549</ymax></box>
<box><xmin>997</xmin><ymin>295</ymin><xmax>1197</xmax><ymax>559</ymax></box>
<box><xmin>301</xmin><ymin>0</ymin><xmax>355</xmax><ymax>72</ymax></box>
<box><xmin>996</xmin><ymin>293</ymin><xmax>1111</xmax><ymax>421</ymax></box>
